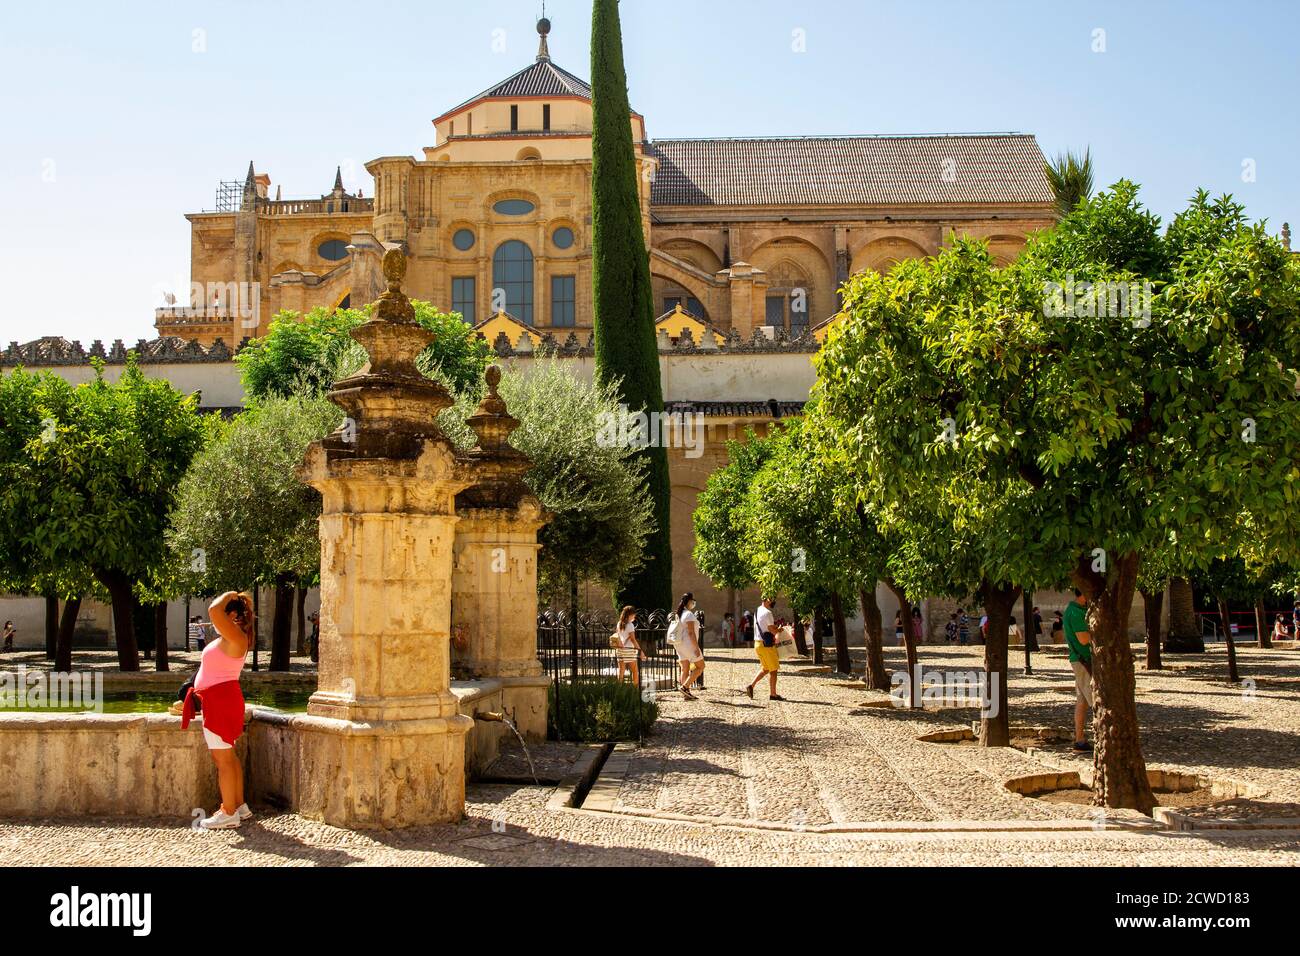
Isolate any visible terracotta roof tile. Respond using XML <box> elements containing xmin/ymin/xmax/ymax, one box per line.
<box><xmin>648</xmin><ymin>134</ymin><xmax>1053</xmax><ymax>207</ymax></box>
<box><xmin>446</xmin><ymin>60</ymin><xmax>592</xmax><ymax>116</ymax></box>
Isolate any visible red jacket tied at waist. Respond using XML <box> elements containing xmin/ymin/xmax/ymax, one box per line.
<box><xmin>181</xmin><ymin>680</ymin><xmax>246</xmax><ymax>745</ymax></box>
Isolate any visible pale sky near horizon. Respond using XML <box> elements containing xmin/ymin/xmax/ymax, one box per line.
<box><xmin>1</xmin><ymin>0</ymin><xmax>1297</xmax><ymax>344</ymax></box>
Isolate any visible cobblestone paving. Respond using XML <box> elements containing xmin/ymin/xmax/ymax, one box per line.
<box><xmin>1</xmin><ymin>643</ymin><xmax>1297</xmax><ymax>866</ymax></box>
<box><xmin>616</xmin><ymin>644</ymin><xmax>1300</xmax><ymax>826</ymax></box>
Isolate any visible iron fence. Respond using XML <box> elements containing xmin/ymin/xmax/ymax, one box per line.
<box><xmin>537</xmin><ymin>607</ymin><xmax>702</xmax><ymax>691</ymax></box>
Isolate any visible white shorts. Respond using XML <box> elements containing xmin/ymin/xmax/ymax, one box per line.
<box><xmin>203</xmin><ymin>726</ymin><xmax>233</xmax><ymax>750</ymax></box>
<box><xmin>675</xmin><ymin>637</ymin><xmax>703</xmax><ymax>664</ymax></box>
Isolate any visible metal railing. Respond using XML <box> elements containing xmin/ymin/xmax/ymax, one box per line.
<box><xmin>537</xmin><ymin>607</ymin><xmax>702</xmax><ymax>690</ymax></box>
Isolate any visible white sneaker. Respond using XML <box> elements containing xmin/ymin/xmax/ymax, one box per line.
<box><xmin>235</xmin><ymin>803</ymin><xmax>253</xmax><ymax>821</ymax></box>
<box><xmin>199</xmin><ymin>809</ymin><xmax>241</xmax><ymax>830</ymax></box>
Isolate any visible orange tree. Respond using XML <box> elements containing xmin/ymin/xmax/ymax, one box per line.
<box><xmin>813</xmin><ymin>182</ymin><xmax>1300</xmax><ymax>810</ymax></box>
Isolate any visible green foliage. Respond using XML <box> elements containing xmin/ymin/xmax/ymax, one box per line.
<box><xmin>167</xmin><ymin>394</ymin><xmax>344</xmax><ymax>593</ymax></box>
<box><xmin>236</xmin><ymin>300</ymin><xmax>490</xmax><ymax>401</ymax></box>
<box><xmin>590</xmin><ymin>0</ymin><xmax>671</xmax><ymax>609</ymax></box>
<box><xmin>692</xmin><ymin>429</ymin><xmax>773</xmax><ymax>592</ymax></box>
<box><xmin>0</xmin><ymin>359</ymin><xmax>206</xmax><ymax>599</ymax></box>
<box><xmin>739</xmin><ymin>417</ymin><xmax>885</xmax><ymax>614</ymax></box>
<box><xmin>548</xmin><ymin>678</ymin><xmax>658</xmax><ymax>741</ymax></box>
<box><xmin>815</xmin><ymin>180</ymin><xmax>1300</xmax><ymax>598</ymax></box>
<box><xmin>441</xmin><ymin>360</ymin><xmax>655</xmax><ymax>602</ymax></box>
<box><xmin>1045</xmin><ymin>148</ymin><xmax>1094</xmax><ymax>217</ymax></box>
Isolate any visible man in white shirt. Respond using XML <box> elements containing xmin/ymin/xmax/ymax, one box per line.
<box><xmin>744</xmin><ymin>596</ymin><xmax>785</xmax><ymax>701</ymax></box>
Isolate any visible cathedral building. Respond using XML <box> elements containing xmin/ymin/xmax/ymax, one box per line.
<box><xmin>11</xmin><ymin>18</ymin><xmax>1062</xmax><ymax>631</ymax></box>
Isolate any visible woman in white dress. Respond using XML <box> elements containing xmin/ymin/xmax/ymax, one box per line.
<box><xmin>615</xmin><ymin>605</ymin><xmax>645</xmax><ymax>686</ymax></box>
<box><xmin>674</xmin><ymin>592</ymin><xmax>704</xmax><ymax>700</ymax></box>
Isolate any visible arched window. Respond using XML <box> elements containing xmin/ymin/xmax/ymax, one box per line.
<box><xmin>492</xmin><ymin>240</ymin><xmax>534</xmax><ymax>323</ymax></box>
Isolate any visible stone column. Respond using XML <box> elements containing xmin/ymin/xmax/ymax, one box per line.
<box><xmin>451</xmin><ymin>503</ymin><xmax>549</xmax><ymax>738</ymax></box>
<box><xmin>293</xmin><ymin>248</ymin><xmax>473</xmax><ymax>829</ymax></box>
<box><xmin>451</xmin><ymin>366</ymin><xmax>551</xmax><ymax>741</ymax></box>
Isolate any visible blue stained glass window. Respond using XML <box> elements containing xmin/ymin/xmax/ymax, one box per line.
<box><xmin>492</xmin><ymin>240</ymin><xmax>533</xmax><ymax>322</ymax></box>
<box><xmin>493</xmin><ymin>198</ymin><xmax>535</xmax><ymax>216</ymax></box>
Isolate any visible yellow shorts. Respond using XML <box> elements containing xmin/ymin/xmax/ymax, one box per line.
<box><xmin>754</xmin><ymin>642</ymin><xmax>780</xmax><ymax>672</ymax></box>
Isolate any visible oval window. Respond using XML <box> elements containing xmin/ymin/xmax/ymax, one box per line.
<box><xmin>317</xmin><ymin>239</ymin><xmax>349</xmax><ymax>261</ymax></box>
<box><xmin>552</xmin><ymin>226</ymin><xmax>575</xmax><ymax>250</ymax></box>
<box><xmin>452</xmin><ymin>228</ymin><xmax>476</xmax><ymax>251</ymax></box>
<box><xmin>493</xmin><ymin>198</ymin><xmax>535</xmax><ymax>216</ymax></box>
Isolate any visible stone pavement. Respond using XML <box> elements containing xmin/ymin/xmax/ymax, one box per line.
<box><xmin>612</xmin><ymin>644</ymin><xmax>1300</xmax><ymax>828</ymax></box>
<box><xmin>1</xmin><ymin>643</ymin><xmax>1298</xmax><ymax>866</ymax></box>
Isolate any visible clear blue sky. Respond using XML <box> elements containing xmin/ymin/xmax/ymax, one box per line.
<box><xmin>2</xmin><ymin>0</ymin><xmax>1296</xmax><ymax>343</ymax></box>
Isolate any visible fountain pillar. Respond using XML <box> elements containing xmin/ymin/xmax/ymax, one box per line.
<box><xmin>294</xmin><ymin>248</ymin><xmax>473</xmax><ymax>828</ymax></box>
<box><xmin>451</xmin><ymin>366</ymin><xmax>551</xmax><ymax>740</ymax></box>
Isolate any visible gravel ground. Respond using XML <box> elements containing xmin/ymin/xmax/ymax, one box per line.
<box><xmin>615</xmin><ymin>644</ymin><xmax>1300</xmax><ymax>827</ymax></box>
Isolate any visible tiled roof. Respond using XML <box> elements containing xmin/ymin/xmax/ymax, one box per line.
<box><xmin>444</xmin><ymin>59</ymin><xmax>592</xmax><ymax>117</ymax></box>
<box><xmin>665</xmin><ymin>400</ymin><xmax>805</xmax><ymax>419</ymax></box>
<box><xmin>648</xmin><ymin>134</ymin><xmax>1053</xmax><ymax>207</ymax></box>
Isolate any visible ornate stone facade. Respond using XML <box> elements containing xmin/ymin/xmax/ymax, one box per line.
<box><xmin>155</xmin><ymin>19</ymin><xmax>1055</xmax><ymax>348</ymax></box>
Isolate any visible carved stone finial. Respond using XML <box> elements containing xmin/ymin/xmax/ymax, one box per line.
<box><xmin>466</xmin><ymin>365</ymin><xmax>519</xmax><ymax>451</ymax></box>
<box><xmin>1283</xmin><ymin>222</ymin><xmax>1292</xmax><ymax>251</ymax></box>
<box><xmin>374</xmin><ymin>249</ymin><xmax>416</xmax><ymax>325</ymax></box>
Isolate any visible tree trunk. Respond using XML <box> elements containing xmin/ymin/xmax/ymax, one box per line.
<box><xmin>94</xmin><ymin>568</ymin><xmax>139</xmax><ymax>671</ymax></box>
<box><xmin>271</xmin><ymin>572</ymin><xmax>295</xmax><ymax>671</ymax></box>
<box><xmin>859</xmin><ymin>586</ymin><xmax>889</xmax><ymax>691</ymax></box>
<box><xmin>980</xmin><ymin>581</ymin><xmax>1019</xmax><ymax>747</ymax></box>
<box><xmin>884</xmin><ymin>579</ymin><xmax>919</xmax><ymax>709</ymax></box>
<box><xmin>154</xmin><ymin>602</ymin><xmax>169</xmax><ymax>672</ymax></box>
<box><xmin>1140</xmin><ymin>589</ymin><xmax>1164</xmax><ymax>670</ymax></box>
<box><xmin>811</xmin><ymin>607</ymin><xmax>826</xmax><ymax>666</ymax></box>
<box><xmin>44</xmin><ymin>594</ymin><xmax>58</xmax><ymax>659</ymax></box>
<box><xmin>1166</xmin><ymin>577</ymin><xmax>1204</xmax><ymax>652</ymax></box>
<box><xmin>829</xmin><ymin>592</ymin><xmax>852</xmax><ymax>674</ymax></box>
<box><xmin>1216</xmin><ymin>596</ymin><xmax>1240</xmax><ymax>684</ymax></box>
<box><xmin>55</xmin><ymin>596</ymin><xmax>81</xmax><ymax>673</ymax></box>
<box><xmin>1075</xmin><ymin>551</ymin><xmax>1155</xmax><ymax>814</ymax></box>
<box><xmin>295</xmin><ymin>585</ymin><xmax>308</xmax><ymax>656</ymax></box>
<box><xmin>1255</xmin><ymin>597</ymin><xmax>1271</xmax><ymax>649</ymax></box>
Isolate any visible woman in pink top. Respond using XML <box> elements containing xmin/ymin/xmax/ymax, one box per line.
<box><xmin>192</xmin><ymin>591</ymin><xmax>254</xmax><ymax>831</ymax></box>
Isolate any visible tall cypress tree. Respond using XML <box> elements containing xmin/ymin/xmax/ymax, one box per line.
<box><xmin>590</xmin><ymin>0</ymin><xmax>671</xmax><ymax>610</ymax></box>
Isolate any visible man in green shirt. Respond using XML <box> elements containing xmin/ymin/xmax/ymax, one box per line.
<box><xmin>1063</xmin><ymin>589</ymin><xmax>1094</xmax><ymax>752</ymax></box>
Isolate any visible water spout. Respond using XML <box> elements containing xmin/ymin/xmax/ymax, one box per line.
<box><xmin>475</xmin><ymin>709</ymin><xmax>537</xmax><ymax>784</ymax></box>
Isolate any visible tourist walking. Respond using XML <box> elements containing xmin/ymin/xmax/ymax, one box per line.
<box><xmin>957</xmin><ymin>607</ymin><xmax>970</xmax><ymax>646</ymax></box>
<box><xmin>894</xmin><ymin>610</ymin><xmax>905</xmax><ymax>647</ymax></box>
<box><xmin>672</xmin><ymin>592</ymin><xmax>704</xmax><ymax>700</ymax></box>
<box><xmin>183</xmin><ymin>591</ymin><xmax>255</xmax><ymax>830</ymax></box>
<box><xmin>1050</xmin><ymin>610</ymin><xmax>1064</xmax><ymax>644</ymax></box>
<box><xmin>309</xmin><ymin>611</ymin><xmax>320</xmax><ymax>664</ymax></box>
<box><xmin>1063</xmin><ymin>590</ymin><xmax>1094</xmax><ymax>752</ymax></box>
<box><xmin>1030</xmin><ymin>606</ymin><xmax>1043</xmax><ymax>652</ymax></box>
<box><xmin>1008</xmin><ymin>616</ymin><xmax>1023</xmax><ymax>645</ymax></box>
<box><xmin>721</xmin><ymin>612</ymin><xmax>736</xmax><ymax>648</ymax></box>
<box><xmin>911</xmin><ymin>606</ymin><xmax>924</xmax><ymax>645</ymax></box>
<box><xmin>944</xmin><ymin>613</ymin><xmax>958</xmax><ymax>644</ymax></box>
<box><xmin>614</xmin><ymin>605</ymin><xmax>645</xmax><ymax>687</ymax></box>
<box><xmin>186</xmin><ymin>615</ymin><xmax>206</xmax><ymax>651</ymax></box>
<box><xmin>2</xmin><ymin>620</ymin><xmax>14</xmax><ymax>653</ymax></box>
<box><xmin>745</xmin><ymin>595</ymin><xmax>784</xmax><ymax>701</ymax></box>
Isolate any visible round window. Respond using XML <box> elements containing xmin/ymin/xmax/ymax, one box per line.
<box><xmin>493</xmin><ymin>198</ymin><xmax>535</xmax><ymax>216</ymax></box>
<box><xmin>317</xmin><ymin>239</ymin><xmax>349</xmax><ymax>261</ymax></box>
<box><xmin>452</xmin><ymin>228</ymin><xmax>476</xmax><ymax>251</ymax></box>
<box><xmin>552</xmin><ymin>226</ymin><xmax>575</xmax><ymax>250</ymax></box>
